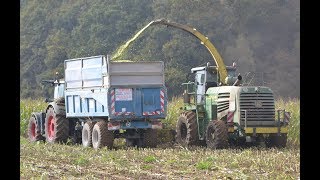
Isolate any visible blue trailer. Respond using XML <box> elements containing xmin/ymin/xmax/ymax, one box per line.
<box><xmin>27</xmin><ymin>55</ymin><xmax>167</xmax><ymax>149</ymax></box>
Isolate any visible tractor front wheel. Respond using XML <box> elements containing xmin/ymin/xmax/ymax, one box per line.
<box><xmin>27</xmin><ymin>116</ymin><xmax>44</xmax><ymax>142</ymax></box>
<box><xmin>206</xmin><ymin>120</ymin><xmax>228</xmax><ymax>149</ymax></box>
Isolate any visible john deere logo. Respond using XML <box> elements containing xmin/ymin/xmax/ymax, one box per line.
<box><xmin>255</xmin><ymin>100</ymin><xmax>262</xmax><ymax>108</ymax></box>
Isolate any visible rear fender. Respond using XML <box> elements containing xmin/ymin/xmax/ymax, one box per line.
<box><xmin>47</xmin><ymin>101</ymin><xmax>66</xmax><ymax>116</ymax></box>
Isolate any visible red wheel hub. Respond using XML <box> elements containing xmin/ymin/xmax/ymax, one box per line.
<box><xmin>47</xmin><ymin>116</ymin><xmax>55</xmax><ymax>139</ymax></box>
<box><xmin>31</xmin><ymin>122</ymin><xmax>36</xmax><ymax>138</ymax></box>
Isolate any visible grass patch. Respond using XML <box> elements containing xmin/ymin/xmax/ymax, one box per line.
<box><xmin>73</xmin><ymin>155</ymin><xmax>89</xmax><ymax>166</ymax></box>
<box><xmin>162</xmin><ymin>96</ymin><xmax>184</xmax><ymax>129</ymax></box>
<box><xmin>141</xmin><ymin>164</ymin><xmax>153</xmax><ymax>170</ymax></box>
<box><xmin>196</xmin><ymin>160</ymin><xmax>213</xmax><ymax>170</ymax></box>
<box><xmin>144</xmin><ymin>155</ymin><xmax>157</xmax><ymax>163</ymax></box>
<box><xmin>276</xmin><ymin>98</ymin><xmax>300</xmax><ymax>147</ymax></box>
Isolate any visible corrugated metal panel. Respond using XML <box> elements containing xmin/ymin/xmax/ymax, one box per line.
<box><xmin>65</xmin><ymin>55</ymin><xmax>164</xmax><ymax>88</ymax></box>
<box><xmin>65</xmin><ymin>89</ymin><xmax>109</xmax><ymax>117</ymax></box>
<box><xmin>110</xmin><ymin>62</ymin><xmax>163</xmax><ymax>74</ymax></box>
<box><xmin>110</xmin><ymin>75</ymin><xmax>163</xmax><ymax>86</ymax></box>
<box><xmin>109</xmin><ymin>61</ymin><xmax>164</xmax><ymax>86</ymax></box>
<box><xmin>65</xmin><ymin>55</ymin><xmax>106</xmax><ymax>89</ymax></box>
<box><xmin>65</xmin><ymin>60</ymin><xmax>82</xmax><ymax>88</ymax></box>
<box><xmin>82</xmin><ymin>57</ymin><xmax>103</xmax><ymax>88</ymax></box>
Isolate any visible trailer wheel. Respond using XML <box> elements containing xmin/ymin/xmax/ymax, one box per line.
<box><xmin>144</xmin><ymin>129</ymin><xmax>158</xmax><ymax>148</ymax></box>
<box><xmin>175</xmin><ymin>111</ymin><xmax>199</xmax><ymax>146</ymax></box>
<box><xmin>92</xmin><ymin>121</ymin><xmax>114</xmax><ymax>149</ymax></box>
<box><xmin>82</xmin><ymin>122</ymin><xmax>95</xmax><ymax>147</ymax></box>
<box><xmin>45</xmin><ymin>107</ymin><xmax>69</xmax><ymax>143</ymax></box>
<box><xmin>266</xmin><ymin>134</ymin><xmax>287</xmax><ymax>148</ymax></box>
<box><xmin>27</xmin><ymin>116</ymin><xmax>43</xmax><ymax>142</ymax></box>
<box><xmin>206</xmin><ymin>120</ymin><xmax>228</xmax><ymax>149</ymax></box>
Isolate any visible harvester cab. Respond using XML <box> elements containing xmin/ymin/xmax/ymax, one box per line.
<box><xmin>183</xmin><ymin>62</ymin><xmax>240</xmax><ymax>105</ymax></box>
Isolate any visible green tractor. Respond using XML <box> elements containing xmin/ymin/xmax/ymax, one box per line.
<box><xmin>176</xmin><ymin>63</ymin><xmax>290</xmax><ymax>149</ymax></box>
<box><xmin>147</xmin><ymin>19</ymin><xmax>290</xmax><ymax>149</ymax></box>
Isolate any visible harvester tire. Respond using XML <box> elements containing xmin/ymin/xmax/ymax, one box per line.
<box><xmin>206</xmin><ymin>120</ymin><xmax>228</xmax><ymax>149</ymax></box>
<box><xmin>82</xmin><ymin>121</ymin><xmax>95</xmax><ymax>147</ymax></box>
<box><xmin>27</xmin><ymin>116</ymin><xmax>44</xmax><ymax>142</ymax></box>
<box><xmin>92</xmin><ymin>121</ymin><xmax>114</xmax><ymax>149</ymax></box>
<box><xmin>144</xmin><ymin>129</ymin><xmax>158</xmax><ymax>148</ymax></box>
<box><xmin>266</xmin><ymin>134</ymin><xmax>287</xmax><ymax>148</ymax></box>
<box><xmin>175</xmin><ymin>111</ymin><xmax>199</xmax><ymax>146</ymax></box>
<box><xmin>45</xmin><ymin>107</ymin><xmax>69</xmax><ymax>143</ymax></box>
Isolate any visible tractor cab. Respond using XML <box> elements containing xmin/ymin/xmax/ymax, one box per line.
<box><xmin>53</xmin><ymin>79</ymin><xmax>65</xmax><ymax>99</ymax></box>
<box><xmin>41</xmin><ymin>78</ymin><xmax>65</xmax><ymax>102</ymax></box>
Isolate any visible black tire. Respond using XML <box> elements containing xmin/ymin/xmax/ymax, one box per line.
<box><xmin>82</xmin><ymin>122</ymin><xmax>95</xmax><ymax>147</ymax></box>
<box><xmin>126</xmin><ymin>138</ymin><xmax>135</xmax><ymax>147</ymax></box>
<box><xmin>175</xmin><ymin>111</ymin><xmax>199</xmax><ymax>147</ymax></box>
<box><xmin>266</xmin><ymin>134</ymin><xmax>287</xmax><ymax>148</ymax></box>
<box><xmin>45</xmin><ymin>107</ymin><xmax>69</xmax><ymax>143</ymax></box>
<box><xmin>68</xmin><ymin>118</ymin><xmax>82</xmax><ymax>144</ymax></box>
<box><xmin>71</xmin><ymin>130</ymin><xmax>82</xmax><ymax>144</ymax></box>
<box><xmin>206</xmin><ymin>120</ymin><xmax>228</xmax><ymax>149</ymax></box>
<box><xmin>27</xmin><ymin>116</ymin><xmax>43</xmax><ymax>142</ymax></box>
<box><xmin>92</xmin><ymin>121</ymin><xmax>114</xmax><ymax>149</ymax></box>
<box><xmin>125</xmin><ymin>138</ymin><xmax>143</xmax><ymax>148</ymax></box>
<box><xmin>144</xmin><ymin>129</ymin><xmax>158</xmax><ymax>148</ymax></box>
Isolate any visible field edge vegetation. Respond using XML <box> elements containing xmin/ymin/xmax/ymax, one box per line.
<box><xmin>20</xmin><ymin>98</ymin><xmax>300</xmax><ymax>147</ymax></box>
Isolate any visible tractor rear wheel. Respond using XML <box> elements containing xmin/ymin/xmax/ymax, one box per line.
<box><xmin>266</xmin><ymin>134</ymin><xmax>287</xmax><ymax>148</ymax></box>
<box><xmin>144</xmin><ymin>129</ymin><xmax>158</xmax><ymax>148</ymax></box>
<box><xmin>27</xmin><ymin>116</ymin><xmax>44</xmax><ymax>142</ymax></box>
<box><xmin>45</xmin><ymin>107</ymin><xmax>69</xmax><ymax>143</ymax></box>
<box><xmin>82</xmin><ymin>121</ymin><xmax>95</xmax><ymax>147</ymax></box>
<box><xmin>175</xmin><ymin>111</ymin><xmax>199</xmax><ymax>147</ymax></box>
<box><xmin>206</xmin><ymin>120</ymin><xmax>228</xmax><ymax>149</ymax></box>
<box><xmin>92</xmin><ymin>121</ymin><xmax>114</xmax><ymax>149</ymax></box>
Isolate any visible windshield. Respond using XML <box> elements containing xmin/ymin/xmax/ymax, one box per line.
<box><xmin>206</xmin><ymin>70</ymin><xmax>217</xmax><ymax>82</ymax></box>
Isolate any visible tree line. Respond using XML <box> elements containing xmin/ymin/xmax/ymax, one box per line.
<box><xmin>20</xmin><ymin>0</ymin><xmax>300</xmax><ymax>99</ymax></box>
